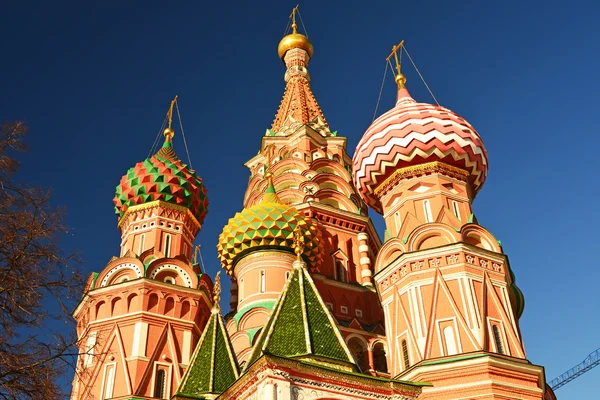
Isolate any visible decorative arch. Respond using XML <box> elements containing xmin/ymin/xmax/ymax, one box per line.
<box><xmin>406</xmin><ymin>223</ymin><xmax>460</xmax><ymax>252</ymax></box>
<box><xmin>369</xmin><ymin>340</ymin><xmax>389</xmax><ymax>372</ymax></box>
<box><xmin>346</xmin><ymin>335</ymin><xmax>369</xmax><ymax>372</ymax></box>
<box><xmin>127</xmin><ymin>293</ymin><xmax>140</xmax><ymax>313</ymax></box>
<box><xmin>111</xmin><ymin>297</ymin><xmax>122</xmax><ymax>316</ymax></box>
<box><xmin>98</xmin><ymin>258</ymin><xmax>144</xmax><ymax>288</ymax></box>
<box><xmin>147</xmin><ymin>261</ymin><xmax>195</xmax><ymax>288</ymax></box>
<box><xmin>96</xmin><ymin>300</ymin><xmax>108</xmax><ymax>319</ymax></box>
<box><xmin>315</xmin><ymin>189</ymin><xmax>357</xmax><ymax>212</ymax></box>
<box><xmin>180</xmin><ymin>301</ymin><xmax>191</xmax><ymax>319</ymax></box>
<box><xmin>460</xmin><ymin>224</ymin><xmax>501</xmax><ymax>252</ymax></box>
<box><xmin>238</xmin><ymin>307</ymin><xmax>271</xmax><ymax>331</ymax></box>
<box><xmin>310</xmin><ymin>158</ymin><xmax>351</xmax><ymax>180</ymax></box>
<box><xmin>148</xmin><ymin>293</ymin><xmax>159</xmax><ymax>313</ymax></box>
<box><xmin>374</xmin><ymin>238</ymin><xmax>407</xmax><ymax>274</ymax></box>
<box><xmin>164</xmin><ymin>297</ymin><xmax>175</xmax><ymax>316</ymax></box>
<box><xmin>311</xmin><ymin>173</ymin><xmax>353</xmax><ymax>197</ymax></box>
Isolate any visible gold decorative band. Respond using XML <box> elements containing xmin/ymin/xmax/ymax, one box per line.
<box><xmin>117</xmin><ymin>200</ymin><xmax>201</xmax><ymax>229</ymax></box>
<box><xmin>374</xmin><ymin>161</ymin><xmax>469</xmax><ymax>197</ymax></box>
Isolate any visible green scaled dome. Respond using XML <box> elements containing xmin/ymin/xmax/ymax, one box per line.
<box><xmin>217</xmin><ymin>177</ymin><xmax>321</xmax><ymax>275</ymax></box>
<box><xmin>113</xmin><ymin>140</ymin><xmax>208</xmax><ymax>224</ymax></box>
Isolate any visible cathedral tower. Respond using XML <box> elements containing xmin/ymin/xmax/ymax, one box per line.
<box><xmin>70</xmin><ymin>99</ymin><xmax>214</xmax><ymax>400</ymax></box>
<box><xmin>221</xmin><ymin>10</ymin><xmax>390</xmax><ymax>374</ymax></box>
<box><xmin>353</xmin><ymin>45</ymin><xmax>555</xmax><ymax>399</ymax></box>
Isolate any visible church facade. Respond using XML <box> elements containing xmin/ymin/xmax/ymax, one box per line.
<box><xmin>70</xmin><ymin>11</ymin><xmax>556</xmax><ymax>400</ymax></box>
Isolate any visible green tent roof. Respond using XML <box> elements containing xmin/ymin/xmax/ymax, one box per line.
<box><xmin>175</xmin><ymin>308</ymin><xmax>239</xmax><ymax>399</ymax></box>
<box><xmin>245</xmin><ymin>261</ymin><xmax>357</xmax><ymax>371</ymax></box>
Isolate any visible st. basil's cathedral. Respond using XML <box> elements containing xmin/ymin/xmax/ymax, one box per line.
<box><xmin>69</xmin><ymin>10</ymin><xmax>557</xmax><ymax>400</ymax></box>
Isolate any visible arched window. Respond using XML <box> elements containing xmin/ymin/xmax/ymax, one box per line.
<box><xmin>443</xmin><ymin>325</ymin><xmax>458</xmax><ymax>356</ymax></box>
<box><xmin>492</xmin><ymin>325</ymin><xmax>504</xmax><ymax>354</ymax></box>
<box><xmin>148</xmin><ymin>294</ymin><xmax>159</xmax><ymax>313</ymax></box>
<box><xmin>336</xmin><ymin>261</ymin><xmax>346</xmax><ymax>283</ymax></box>
<box><xmin>373</xmin><ymin>342</ymin><xmax>388</xmax><ymax>373</ymax></box>
<box><xmin>164</xmin><ymin>297</ymin><xmax>175</xmax><ymax>316</ymax></box>
<box><xmin>423</xmin><ymin>199</ymin><xmax>433</xmax><ymax>223</ymax></box>
<box><xmin>401</xmin><ymin>339</ymin><xmax>410</xmax><ymax>370</ymax></box>
<box><xmin>163</xmin><ymin>234</ymin><xmax>171</xmax><ymax>258</ymax></box>
<box><xmin>154</xmin><ymin>368</ymin><xmax>166</xmax><ymax>399</ymax></box>
<box><xmin>259</xmin><ymin>270</ymin><xmax>266</xmax><ymax>293</ymax></box>
<box><xmin>348</xmin><ymin>338</ymin><xmax>368</xmax><ymax>372</ymax></box>
<box><xmin>138</xmin><ymin>234</ymin><xmax>145</xmax><ymax>255</ymax></box>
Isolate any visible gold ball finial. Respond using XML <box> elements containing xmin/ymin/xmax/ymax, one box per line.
<box><xmin>395</xmin><ymin>73</ymin><xmax>407</xmax><ymax>89</ymax></box>
<box><xmin>293</xmin><ymin>228</ymin><xmax>305</xmax><ymax>261</ymax></box>
<box><xmin>164</xmin><ymin>127</ymin><xmax>175</xmax><ymax>142</ymax></box>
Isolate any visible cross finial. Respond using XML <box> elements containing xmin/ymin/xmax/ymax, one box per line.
<box><xmin>386</xmin><ymin>40</ymin><xmax>406</xmax><ymax>89</ymax></box>
<box><xmin>293</xmin><ymin>227</ymin><xmax>305</xmax><ymax>261</ymax></box>
<box><xmin>290</xmin><ymin>5</ymin><xmax>299</xmax><ymax>33</ymax></box>
<box><xmin>164</xmin><ymin>95</ymin><xmax>178</xmax><ymax>143</ymax></box>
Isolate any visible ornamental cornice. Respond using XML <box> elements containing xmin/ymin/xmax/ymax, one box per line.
<box><xmin>376</xmin><ymin>248</ymin><xmax>507</xmax><ymax>295</ymax></box>
<box><xmin>374</xmin><ymin>161</ymin><xmax>470</xmax><ymax>198</ymax></box>
<box><xmin>117</xmin><ymin>200</ymin><xmax>201</xmax><ymax>230</ymax></box>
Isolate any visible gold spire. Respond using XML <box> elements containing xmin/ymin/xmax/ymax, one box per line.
<box><xmin>293</xmin><ymin>228</ymin><xmax>305</xmax><ymax>262</ymax></box>
<box><xmin>386</xmin><ymin>40</ymin><xmax>406</xmax><ymax>89</ymax></box>
<box><xmin>163</xmin><ymin>95</ymin><xmax>178</xmax><ymax>143</ymax></box>
<box><xmin>261</xmin><ymin>172</ymin><xmax>282</xmax><ymax>204</ymax></box>
<box><xmin>213</xmin><ymin>271</ymin><xmax>221</xmax><ymax>310</ymax></box>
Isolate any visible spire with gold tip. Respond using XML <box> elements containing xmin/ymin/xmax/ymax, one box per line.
<box><xmin>113</xmin><ymin>96</ymin><xmax>209</xmax><ymax>224</ymax></box>
<box><xmin>217</xmin><ymin>174</ymin><xmax>321</xmax><ymax>275</ymax></box>
<box><xmin>269</xmin><ymin>6</ymin><xmax>332</xmax><ymax>137</ymax></box>
<box><xmin>173</xmin><ymin>272</ymin><xmax>239</xmax><ymax>400</ymax></box>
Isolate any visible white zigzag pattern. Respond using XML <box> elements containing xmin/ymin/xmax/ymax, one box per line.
<box><xmin>355</xmin><ymin>127</ymin><xmax>488</xmax><ymax>182</ymax></box>
<box><xmin>354</xmin><ymin>146</ymin><xmax>486</xmax><ymax>201</ymax></box>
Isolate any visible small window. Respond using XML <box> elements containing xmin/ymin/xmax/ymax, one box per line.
<box><xmin>341</xmin><ymin>306</ymin><xmax>348</xmax><ymax>314</ymax></box>
<box><xmin>326</xmin><ymin>302</ymin><xmax>333</xmax><ymax>311</ymax></box>
<box><xmin>183</xmin><ymin>243</ymin><xmax>188</xmax><ymax>258</ymax></box>
<box><xmin>452</xmin><ymin>201</ymin><xmax>461</xmax><ymax>220</ymax></box>
<box><xmin>154</xmin><ymin>368</ymin><xmax>167</xmax><ymax>398</ymax></box>
<box><xmin>138</xmin><ymin>234</ymin><xmax>145</xmax><ymax>255</ymax></box>
<box><xmin>163</xmin><ymin>234</ymin><xmax>171</xmax><ymax>258</ymax></box>
<box><xmin>423</xmin><ymin>199</ymin><xmax>433</xmax><ymax>223</ymax></box>
<box><xmin>260</xmin><ymin>270</ymin><xmax>266</xmax><ymax>293</ymax></box>
<box><xmin>401</xmin><ymin>339</ymin><xmax>410</xmax><ymax>370</ymax></box>
<box><xmin>285</xmin><ymin>271</ymin><xmax>291</xmax><ymax>281</ymax></box>
<box><xmin>103</xmin><ymin>364</ymin><xmax>115</xmax><ymax>399</ymax></box>
<box><xmin>492</xmin><ymin>325</ymin><xmax>504</xmax><ymax>354</ymax></box>
<box><xmin>164</xmin><ymin>276</ymin><xmax>175</xmax><ymax>285</ymax></box>
<box><xmin>443</xmin><ymin>325</ymin><xmax>458</xmax><ymax>356</ymax></box>
<box><xmin>120</xmin><ymin>276</ymin><xmax>130</xmax><ymax>283</ymax></box>
<box><xmin>336</xmin><ymin>261</ymin><xmax>346</xmax><ymax>283</ymax></box>
<box><xmin>355</xmin><ymin>309</ymin><xmax>363</xmax><ymax>318</ymax></box>
<box><xmin>394</xmin><ymin>211</ymin><xmax>401</xmax><ymax>235</ymax></box>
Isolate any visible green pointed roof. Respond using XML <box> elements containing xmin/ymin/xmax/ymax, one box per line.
<box><xmin>245</xmin><ymin>260</ymin><xmax>357</xmax><ymax>372</ymax></box>
<box><xmin>175</xmin><ymin>309</ymin><xmax>239</xmax><ymax>399</ymax></box>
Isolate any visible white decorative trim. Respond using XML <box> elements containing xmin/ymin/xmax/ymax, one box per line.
<box><xmin>100</xmin><ymin>263</ymin><xmax>143</xmax><ymax>287</ymax></box>
<box><xmin>149</xmin><ymin>264</ymin><xmax>193</xmax><ymax>288</ymax></box>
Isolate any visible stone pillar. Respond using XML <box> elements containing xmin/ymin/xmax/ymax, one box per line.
<box><xmin>357</xmin><ymin>232</ymin><xmax>373</xmax><ymax>286</ymax></box>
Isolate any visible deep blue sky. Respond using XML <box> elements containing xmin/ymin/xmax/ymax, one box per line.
<box><xmin>2</xmin><ymin>0</ymin><xmax>598</xmax><ymax>397</ymax></box>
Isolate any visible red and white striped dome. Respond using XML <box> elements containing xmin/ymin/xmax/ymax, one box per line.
<box><xmin>352</xmin><ymin>88</ymin><xmax>488</xmax><ymax>213</ymax></box>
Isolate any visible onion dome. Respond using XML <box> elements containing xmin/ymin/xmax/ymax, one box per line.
<box><xmin>113</xmin><ymin>135</ymin><xmax>208</xmax><ymax>225</ymax></box>
<box><xmin>353</xmin><ymin>82</ymin><xmax>488</xmax><ymax>214</ymax></box>
<box><xmin>277</xmin><ymin>17</ymin><xmax>313</xmax><ymax>60</ymax></box>
<box><xmin>217</xmin><ymin>176</ymin><xmax>321</xmax><ymax>275</ymax></box>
